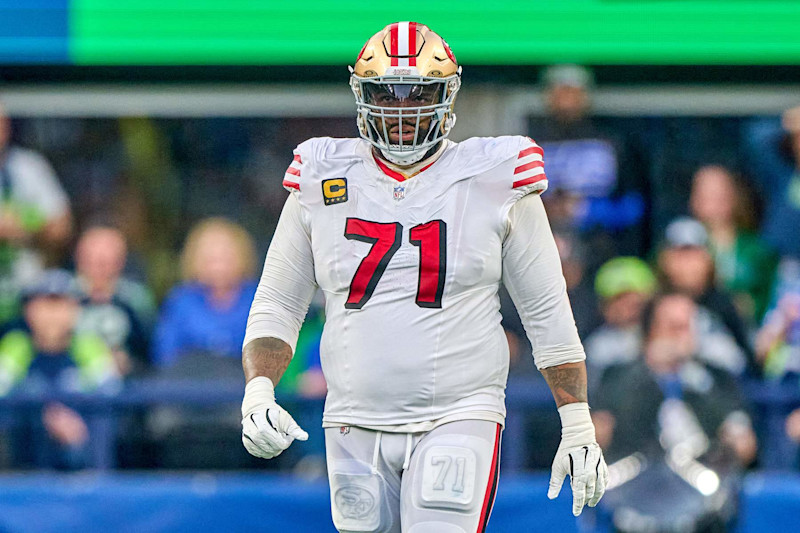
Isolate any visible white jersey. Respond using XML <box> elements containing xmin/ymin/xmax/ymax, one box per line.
<box><xmin>245</xmin><ymin>136</ymin><xmax>584</xmax><ymax>430</ymax></box>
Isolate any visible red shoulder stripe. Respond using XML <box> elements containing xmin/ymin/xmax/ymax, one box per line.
<box><xmin>286</xmin><ymin>166</ymin><xmax>301</xmax><ymax>177</ymax></box>
<box><xmin>283</xmin><ymin>180</ymin><xmax>300</xmax><ymax>190</ymax></box>
<box><xmin>513</xmin><ymin>160</ymin><xmax>544</xmax><ymax>174</ymax></box>
<box><xmin>512</xmin><ymin>175</ymin><xmax>547</xmax><ymax>189</ymax></box>
<box><xmin>293</xmin><ymin>154</ymin><xmax>302</xmax><ymax>164</ymax></box>
<box><xmin>518</xmin><ymin>145</ymin><xmax>544</xmax><ymax>159</ymax></box>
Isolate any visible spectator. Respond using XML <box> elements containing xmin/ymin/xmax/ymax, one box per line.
<box><xmin>501</xmin><ymin>230</ymin><xmax>603</xmax><ymax>471</ymax></box>
<box><xmin>756</xmin><ymin>257</ymin><xmax>800</xmax><ymax>378</ymax></box>
<box><xmin>530</xmin><ymin>64</ymin><xmax>648</xmax><ymax>265</ymax></box>
<box><xmin>657</xmin><ymin>217</ymin><xmax>755</xmax><ymax>375</ymax></box>
<box><xmin>74</xmin><ymin>225</ymin><xmax>157</xmax><ymax>375</ymax></box>
<box><xmin>784</xmin><ymin>408</ymin><xmax>800</xmax><ymax>465</ymax></box>
<box><xmin>152</xmin><ymin>218</ymin><xmax>257</xmax><ymax>367</ymax></box>
<box><xmin>743</xmin><ymin>105</ymin><xmax>800</xmax><ymax>258</ymax></box>
<box><xmin>552</xmin><ymin>230</ymin><xmax>602</xmax><ymax>338</ymax></box>
<box><xmin>592</xmin><ymin>292</ymin><xmax>755</xmax><ymax>531</ymax></box>
<box><xmin>584</xmin><ymin>257</ymin><xmax>657</xmax><ymax>379</ymax></box>
<box><xmin>146</xmin><ymin>219</ymin><xmax>261</xmax><ymax>469</ymax></box>
<box><xmin>504</xmin><ymin>231</ymin><xmax>601</xmax><ymax>370</ymax></box>
<box><xmin>0</xmin><ymin>104</ymin><xmax>73</xmax><ymax>324</ymax></box>
<box><xmin>593</xmin><ymin>292</ymin><xmax>756</xmax><ymax>465</ymax></box>
<box><xmin>689</xmin><ymin>164</ymin><xmax>777</xmax><ymax>322</ymax></box>
<box><xmin>0</xmin><ymin>269</ymin><xmax>118</xmax><ymax>469</ymax></box>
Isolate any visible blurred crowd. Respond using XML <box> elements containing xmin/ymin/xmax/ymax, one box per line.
<box><xmin>0</xmin><ymin>67</ymin><xmax>799</xmax><ymax>494</ymax></box>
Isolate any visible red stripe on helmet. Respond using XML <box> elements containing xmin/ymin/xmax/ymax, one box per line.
<box><xmin>389</xmin><ymin>22</ymin><xmax>399</xmax><ymax>66</ymax></box>
<box><xmin>443</xmin><ymin>39</ymin><xmax>457</xmax><ymax>63</ymax></box>
<box><xmin>409</xmin><ymin>21</ymin><xmax>417</xmax><ymax>66</ymax></box>
<box><xmin>356</xmin><ymin>42</ymin><xmax>368</xmax><ymax>62</ymax></box>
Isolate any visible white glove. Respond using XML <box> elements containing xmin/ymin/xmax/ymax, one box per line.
<box><xmin>241</xmin><ymin>377</ymin><xmax>308</xmax><ymax>459</ymax></box>
<box><xmin>548</xmin><ymin>402</ymin><xmax>609</xmax><ymax>516</ymax></box>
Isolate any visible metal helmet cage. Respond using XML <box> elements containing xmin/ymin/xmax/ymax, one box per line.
<box><xmin>350</xmin><ymin>69</ymin><xmax>461</xmax><ymax>166</ymax></box>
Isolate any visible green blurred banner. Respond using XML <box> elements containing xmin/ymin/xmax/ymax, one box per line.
<box><xmin>56</xmin><ymin>0</ymin><xmax>800</xmax><ymax>65</ymax></box>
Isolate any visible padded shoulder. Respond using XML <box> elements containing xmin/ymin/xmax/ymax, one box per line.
<box><xmin>281</xmin><ymin>137</ymin><xmax>364</xmax><ymax>193</ymax></box>
<box><xmin>451</xmin><ymin>136</ymin><xmax>548</xmax><ymax>196</ymax></box>
<box><xmin>449</xmin><ymin>136</ymin><xmax>523</xmax><ymax>174</ymax></box>
<box><xmin>508</xmin><ymin>136</ymin><xmax>548</xmax><ymax>196</ymax></box>
<box><xmin>503</xmin><ymin>136</ymin><xmax>549</xmax><ymax>231</ymax></box>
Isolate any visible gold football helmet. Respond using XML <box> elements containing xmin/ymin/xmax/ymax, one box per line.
<box><xmin>350</xmin><ymin>22</ymin><xmax>461</xmax><ymax>165</ymax></box>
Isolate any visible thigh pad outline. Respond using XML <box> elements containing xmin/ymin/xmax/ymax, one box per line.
<box><xmin>330</xmin><ymin>468</ymin><xmax>392</xmax><ymax>532</ymax></box>
<box><xmin>417</xmin><ymin>445</ymin><xmax>478</xmax><ymax>512</ymax></box>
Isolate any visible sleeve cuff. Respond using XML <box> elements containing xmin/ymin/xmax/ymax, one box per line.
<box><xmin>534</xmin><ymin>344</ymin><xmax>586</xmax><ymax>370</ymax></box>
<box><xmin>243</xmin><ymin>321</ymin><xmax>299</xmax><ymax>353</ymax></box>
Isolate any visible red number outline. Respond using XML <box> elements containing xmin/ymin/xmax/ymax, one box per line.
<box><xmin>344</xmin><ymin>218</ymin><xmax>402</xmax><ymax>309</ymax></box>
<box><xmin>409</xmin><ymin>220</ymin><xmax>447</xmax><ymax>308</ymax></box>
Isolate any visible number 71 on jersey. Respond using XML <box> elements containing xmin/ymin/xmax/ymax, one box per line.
<box><xmin>344</xmin><ymin>218</ymin><xmax>447</xmax><ymax>309</ymax></box>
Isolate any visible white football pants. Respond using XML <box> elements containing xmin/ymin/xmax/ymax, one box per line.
<box><xmin>325</xmin><ymin>419</ymin><xmax>502</xmax><ymax>533</ymax></box>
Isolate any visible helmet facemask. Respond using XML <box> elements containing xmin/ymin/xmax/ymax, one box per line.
<box><xmin>351</xmin><ymin>70</ymin><xmax>461</xmax><ymax>166</ymax></box>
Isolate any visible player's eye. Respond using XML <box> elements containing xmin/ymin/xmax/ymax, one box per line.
<box><xmin>415</xmin><ymin>87</ymin><xmax>441</xmax><ymax>104</ymax></box>
<box><xmin>374</xmin><ymin>93</ymin><xmax>396</xmax><ymax>105</ymax></box>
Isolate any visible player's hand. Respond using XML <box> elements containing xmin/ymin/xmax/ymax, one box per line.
<box><xmin>241</xmin><ymin>377</ymin><xmax>308</xmax><ymax>459</ymax></box>
<box><xmin>548</xmin><ymin>403</ymin><xmax>609</xmax><ymax>516</ymax></box>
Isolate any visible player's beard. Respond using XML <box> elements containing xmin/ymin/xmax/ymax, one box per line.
<box><xmin>389</xmin><ymin>121</ymin><xmax>426</xmax><ymax>145</ymax></box>
<box><xmin>380</xmin><ymin>115</ymin><xmax>431</xmax><ymax>145</ymax></box>
<box><xmin>373</xmin><ymin>117</ymin><xmax>442</xmax><ymax>167</ymax></box>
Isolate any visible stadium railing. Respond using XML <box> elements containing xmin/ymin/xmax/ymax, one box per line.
<box><xmin>0</xmin><ymin>376</ymin><xmax>797</xmax><ymax>471</ymax></box>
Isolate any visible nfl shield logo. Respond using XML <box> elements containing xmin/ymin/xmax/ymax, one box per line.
<box><xmin>393</xmin><ymin>185</ymin><xmax>406</xmax><ymax>201</ymax></box>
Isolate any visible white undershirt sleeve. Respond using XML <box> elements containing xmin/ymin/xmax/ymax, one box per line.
<box><xmin>501</xmin><ymin>193</ymin><xmax>586</xmax><ymax>370</ymax></box>
<box><xmin>244</xmin><ymin>193</ymin><xmax>318</xmax><ymax>352</ymax></box>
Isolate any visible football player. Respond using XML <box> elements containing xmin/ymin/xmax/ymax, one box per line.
<box><xmin>241</xmin><ymin>22</ymin><xmax>608</xmax><ymax>532</ymax></box>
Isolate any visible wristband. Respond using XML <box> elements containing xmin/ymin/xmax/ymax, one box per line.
<box><xmin>241</xmin><ymin>376</ymin><xmax>276</xmax><ymax>418</ymax></box>
<box><xmin>557</xmin><ymin>402</ymin><xmax>596</xmax><ymax>446</ymax></box>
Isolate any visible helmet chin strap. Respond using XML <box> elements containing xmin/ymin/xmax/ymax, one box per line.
<box><xmin>376</xmin><ymin>118</ymin><xmax>444</xmax><ymax>167</ymax></box>
<box><xmin>378</xmin><ymin>146</ymin><xmax>430</xmax><ymax>166</ymax></box>
<box><xmin>376</xmin><ymin>140</ymin><xmax>445</xmax><ymax>171</ymax></box>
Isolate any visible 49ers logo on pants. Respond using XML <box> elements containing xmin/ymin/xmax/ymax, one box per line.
<box><xmin>322</xmin><ymin>178</ymin><xmax>348</xmax><ymax>205</ymax></box>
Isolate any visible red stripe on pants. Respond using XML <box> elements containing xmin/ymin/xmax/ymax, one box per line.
<box><xmin>477</xmin><ymin>424</ymin><xmax>502</xmax><ymax>533</ymax></box>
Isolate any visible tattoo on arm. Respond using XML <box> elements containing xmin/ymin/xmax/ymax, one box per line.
<box><xmin>541</xmin><ymin>362</ymin><xmax>588</xmax><ymax>408</ymax></box>
<box><xmin>242</xmin><ymin>337</ymin><xmax>293</xmax><ymax>384</ymax></box>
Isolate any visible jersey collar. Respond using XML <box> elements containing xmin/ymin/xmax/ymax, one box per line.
<box><xmin>371</xmin><ymin>141</ymin><xmax>449</xmax><ymax>182</ymax></box>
